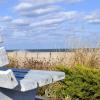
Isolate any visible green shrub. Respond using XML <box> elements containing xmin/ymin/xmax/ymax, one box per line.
<box><xmin>47</xmin><ymin>66</ymin><xmax>100</xmax><ymax>100</ymax></box>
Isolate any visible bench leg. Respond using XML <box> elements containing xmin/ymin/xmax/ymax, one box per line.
<box><xmin>0</xmin><ymin>88</ymin><xmax>37</xmax><ymax>100</ymax></box>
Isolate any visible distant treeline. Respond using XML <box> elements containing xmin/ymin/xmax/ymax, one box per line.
<box><xmin>7</xmin><ymin>49</ymin><xmax>71</xmax><ymax>52</ymax></box>
<box><xmin>7</xmin><ymin>48</ymin><xmax>100</xmax><ymax>52</ymax></box>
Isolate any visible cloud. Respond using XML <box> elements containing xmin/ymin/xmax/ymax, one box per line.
<box><xmin>30</xmin><ymin>18</ymin><xmax>64</xmax><ymax>27</ymax></box>
<box><xmin>30</xmin><ymin>11</ymin><xmax>79</xmax><ymax>27</ymax></box>
<box><xmin>14</xmin><ymin>1</ymin><xmax>61</xmax><ymax>12</ymax></box>
<box><xmin>0</xmin><ymin>16</ymin><xmax>12</xmax><ymax>22</ymax></box>
<box><xmin>0</xmin><ymin>10</ymin><xmax>81</xmax><ymax>41</ymax></box>
<box><xmin>11</xmin><ymin>30</ymin><xmax>28</xmax><ymax>38</ymax></box>
<box><xmin>84</xmin><ymin>11</ymin><xmax>100</xmax><ymax>24</ymax></box>
<box><xmin>17</xmin><ymin>5</ymin><xmax>61</xmax><ymax>17</ymax></box>
<box><xmin>15</xmin><ymin>2</ymin><xmax>33</xmax><ymax>11</ymax></box>
<box><xmin>2</xmin><ymin>0</ymin><xmax>100</xmax><ymax>49</ymax></box>
<box><xmin>20</xmin><ymin>0</ymin><xmax>83</xmax><ymax>4</ymax></box>
<box><xmin>15</xmin><ymin>0</ymin><xmax>83</xmax><ymax>16</ymax></box>
<box><xmin>0</xmin><ymin>0</ymin><xmax>86</xmax><ymax>45</ymax></box>
<box><xmin>33</xmin><ymin>6</ymin><xmax>59</xmax><ymax>14</ymax></box>
<box><xmin>14</xmin><ymin>0</ymin><xmax>83</xmax><ymax>28</ymax></box>
<box><xmin>11</xmin><ymin>18</ymin><xmax>30</xmax><ymax>26</ymax></box>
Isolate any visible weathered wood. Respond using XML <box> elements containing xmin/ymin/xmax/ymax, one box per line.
<box><xmin>20</xmin><ymin>71</ymin><xmax>53</xmax><ymax>91</ymax></box>
<box><xmin>0</xmin><ymin>67</ymin><xmax>65</xmax><ymax>92</ymax></box>
<box><xmin>0</xmin><ymin>47</ymin><xmax>9</xmax><ymax>67</ymax></box>
<box><xmin>20</xmin><ymin>70</ymin><xmax>65</xmax><ymax>91</ymax></box>
<box><xmin>15</xmin><ymin>70</ymin><xmax>65</xmax><ymax>92</ymax></box>
<box><xmin>0</xmin><ymin>69</ymin><xmax>18</xmax><ymax>89</ymax></box>
<box><xmin>28</xmin><ymin>70</ymin><xmax>65</xmax><ymax>82</ymax></box>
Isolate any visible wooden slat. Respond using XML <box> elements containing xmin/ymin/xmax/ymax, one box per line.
<box><xmin>20</xmin><ymin>71</ymin><xmax>53</xmax><ymax>91</ymax></box>
<box><xmin>0</xmin><ymin>47</ymin><xmax>9</xmax><ymax>67</ymax></box>
<box><xmin>0</xmin><ymin>68</ymin><xmax>65</xmax><ymax>92</ymax></box>
<box><xmin>0</xmin><ymin>69</ymin><xmax>18</xmax><ymax>89</ymax></box>
<box><xmin>26</xmin><ymin>70</ymin><xmax>65</xmax><ymax>84</ymax></box>
<box><xmin>20</xmin><ymin>78</ymin><xmax>38</xmax><ymax>92</ymax></box>
<box><xmin>16</xmin><ymin>70</ymin><xmax>65</xmax><ymax>92</ymax></box>
<box><xmin>31</xmin><ymin>70</ymin><xmax>65</xmax><ymax>82</ymax></box>
<box><xmin>0</xmin><ymin>67</ymin><xmax>29</xmax><ymax>80</ymax></box>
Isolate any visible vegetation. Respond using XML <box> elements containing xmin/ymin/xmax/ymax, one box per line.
<box><xmin>45</xmin><ymin>66</ymin><xmax>100</xmax><ymax>100</ymax></box>
<box><xmin>71</xmin><ymin>49</ymin><xmax>100</xmax><ymax>68</ymax></box>
<box><xmin>7</xmin><ymin>49</ymin><xmax>100</xmax><ymax>100</ymax></box>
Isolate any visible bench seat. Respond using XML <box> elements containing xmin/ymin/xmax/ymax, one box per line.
<box><xmin>0</xmin><ymin>67</ymin><xmax>65</xmax><ymax>92</ymax></box>
<box><xmin>0</xmin><ymin>45</ymin><xmax>65</xmax><ymax>100</ymax></box>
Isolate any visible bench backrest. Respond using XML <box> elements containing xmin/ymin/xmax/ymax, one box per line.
<box><xmin>0</xmin><ymin>36</ymin><xmax>9</xmax><ymax>67</ymax></box>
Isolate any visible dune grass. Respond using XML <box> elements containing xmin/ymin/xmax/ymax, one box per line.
<box><xmin>7</xmin><ymin>49</ymin><xmax>100</xmax><ymax>100</ymax></box>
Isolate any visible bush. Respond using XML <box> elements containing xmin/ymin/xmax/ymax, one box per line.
<box><xmin>47</xmin><ymin>66</ymin><xmax>100</xmax><ymax>100</ymax></box>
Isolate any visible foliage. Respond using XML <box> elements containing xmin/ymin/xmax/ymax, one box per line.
<box><xmin>46</xmin><ymin>66</ymin><xmax>100</xmax><ymax>100</ymax></box>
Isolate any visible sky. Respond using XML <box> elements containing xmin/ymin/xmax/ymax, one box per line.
<box><xmin>0</xmin><ymin>0</ymin><xmax>100</xmax><ymax>49</ymax></box>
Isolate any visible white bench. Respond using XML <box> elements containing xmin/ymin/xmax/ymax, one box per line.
<box><xmin>0</xmin><ymin>38</ymin><xmax>65</xmax><ymax>100</ymax></box>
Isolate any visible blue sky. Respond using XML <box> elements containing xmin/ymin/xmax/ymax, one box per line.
<box><xmin>0</xmin><ymin>0</ymin><xmax>100</xmax><ymax>49</ymax></box>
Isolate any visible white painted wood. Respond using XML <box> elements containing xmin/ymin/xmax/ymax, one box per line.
<box><xmin>0</xmin><ymin>47</ymin><xmax>9</xmax><ymax>67</ymax></box>
<box><xmin>27</xmin><ymin>70</ymin><xmax>65</xmax><ymax>82</ymax></box>
<box><xmin>19</xmin><ymin>70</ymin><xmax>65</xmax><ymax>92</ymax></box>
<box><xmin>0</xmin><ymin>69</ymin><xmax>18</xmax><ymax>89</ymax></box>
<box><xmin>26</xmin><ymin>71</ymin><xmax>53</xmax><ymax>86</ymax></box>
<box><xmin>20</xmin><ymin>72</ymin><xmax>53</xmax><ymax>91</ymax></box>
<box><xmin>36</xmin><ymin>70</ymin><xmax>65</xmax><ymax>82</ymax></box>
<box><xmin>20</xmin><ymin>79</ymin><xmax>38</xmax><ymax>92</ymax></box>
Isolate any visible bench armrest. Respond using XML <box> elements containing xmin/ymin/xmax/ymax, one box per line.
<box><xmin>0</xmin><ymin>69</ymin><xmax>18</xmax><ymax>89</ymax></box>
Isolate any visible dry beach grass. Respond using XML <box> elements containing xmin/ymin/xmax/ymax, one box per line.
<box><xmin>7</xmin><ymin>48</ymin><xmax>100</xmax><ymax>69</ymax></box>
<box><xmin>6</xmin><ymin>49</ymin><xmax>100</xmax><ymax>100</ymax></box>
